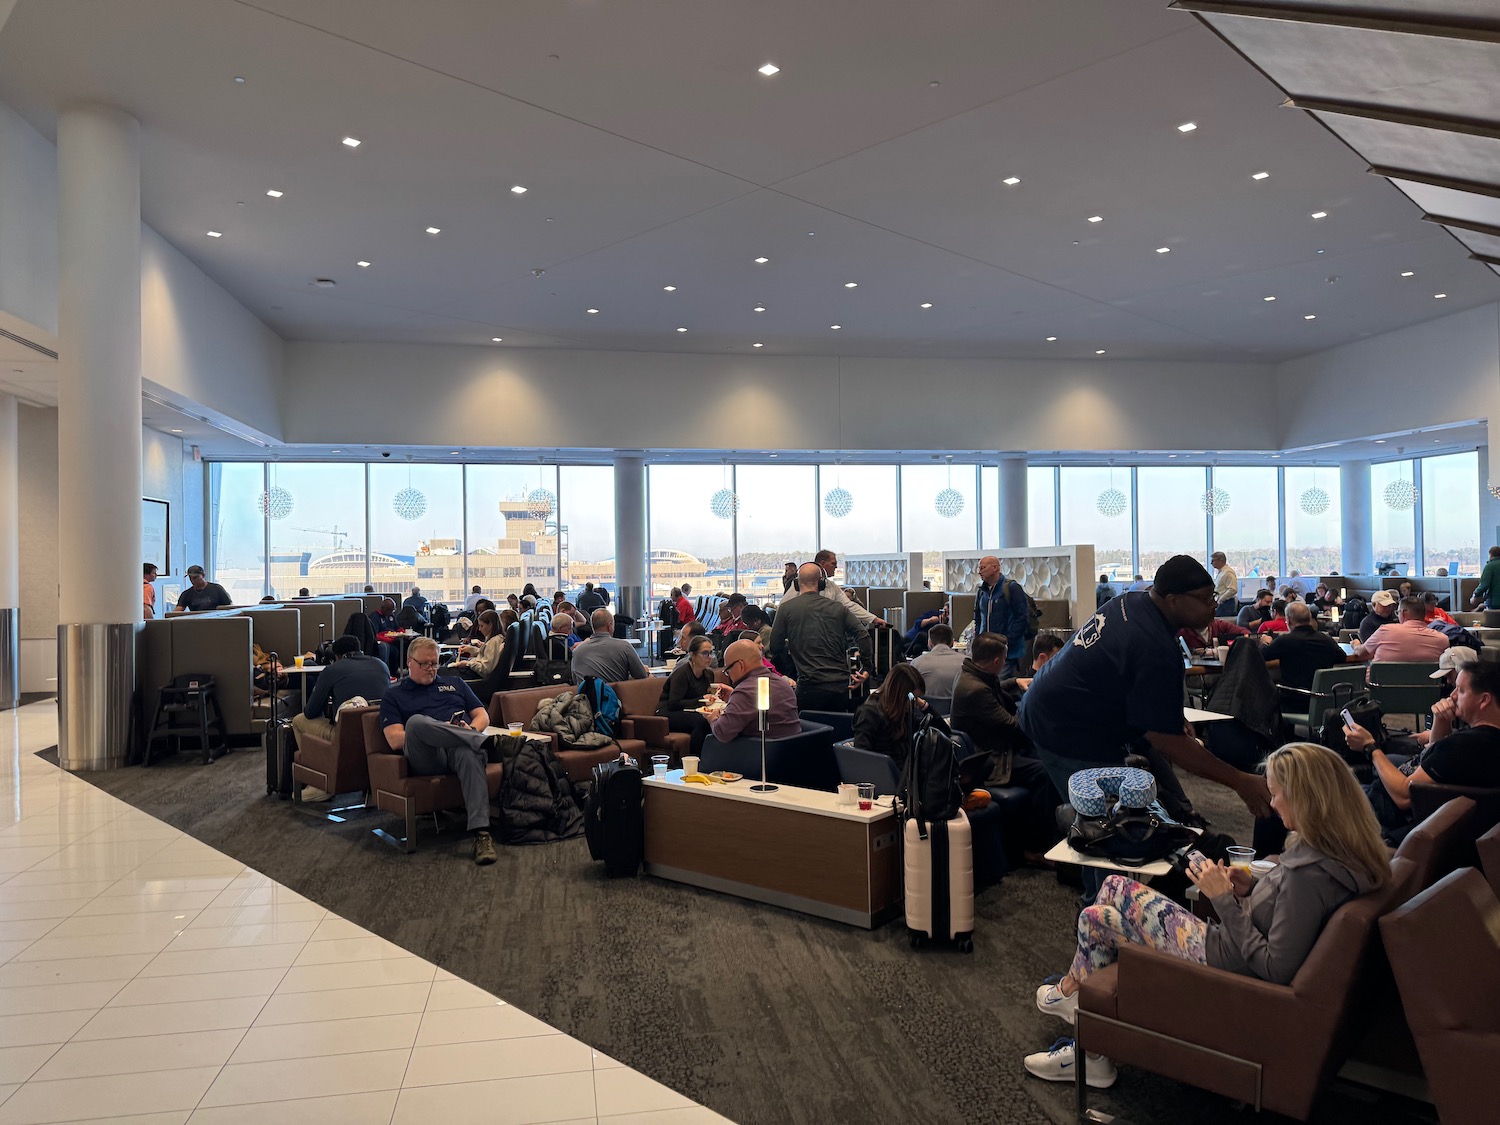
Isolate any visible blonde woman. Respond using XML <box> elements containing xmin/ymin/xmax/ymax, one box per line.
<box><xmin>1026</xmin><ymin>742</ymin><xmax>1390</xmax><ymax>1088</ymax></box>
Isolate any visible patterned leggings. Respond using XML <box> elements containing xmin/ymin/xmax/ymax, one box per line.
<box><xmin>1069</xmin><ymin>874</ymin><xmax>1208</xmax><ymax>983</ymax></box>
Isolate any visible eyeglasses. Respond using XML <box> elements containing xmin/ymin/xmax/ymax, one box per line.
<box><xmin>409</xmin><ymin>659</ymin><xmax>440</xmax><ymax>670</ymax></box>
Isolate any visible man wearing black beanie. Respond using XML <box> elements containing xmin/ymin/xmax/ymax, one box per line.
<box><xmin>1020</xmin><ymin>554</ymin><xmax>1273</xmax><ymax>901</ymax></box>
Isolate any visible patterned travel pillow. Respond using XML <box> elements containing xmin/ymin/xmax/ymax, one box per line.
<box><xmin>1068</xmin><ymin>766</ymin><xmax>1157</xmax><ymax>816</ymax></box>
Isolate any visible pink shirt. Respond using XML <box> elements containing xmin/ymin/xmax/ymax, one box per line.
<box><xmin>1361</xmin><ymin>620</ymin><xmax>1449</xmax><ymax>666</ymax></box>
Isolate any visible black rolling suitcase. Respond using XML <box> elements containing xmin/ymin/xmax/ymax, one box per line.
<box><xmin>263</xmin><ymin>681</ymin><xmax>297</xmax><ymax>798</ymax></box>
<box><xmin>871</xmin><ymin>623</ymin><xmax>901</xmax><ymax>684</ymax></box>
<box><xmin>584</xmin><ymin>756</ymin><xmax>644</xmax><ymax>876</ymax></box>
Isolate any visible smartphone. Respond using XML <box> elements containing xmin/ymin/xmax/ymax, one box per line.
<box><xmin>1340</xmin><ymin>707</ymin><xmax>1356</xmax><ymax>729</ymax></box>
<box><xmin>1185</xmin><ymin>850</ymin><xmax>1208</xmax><ymax>873</ymax></box>
<box><xmin>449</xmin><ymin>709</ymin><xmax>468</xmax><ymax>725</ymax></box>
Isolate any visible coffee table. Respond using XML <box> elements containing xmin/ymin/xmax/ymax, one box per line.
<box><xmin>642</xmin><ymin>772</ymin><xmax>901</xmax><ymax>928</ymax></box>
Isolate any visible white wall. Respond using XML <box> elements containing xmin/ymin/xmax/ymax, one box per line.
<box><xmin>0</xmin><ymin>99</ymin><xmax>57</xmax><ymax>336</ymax></box>
<box><xmin>141</xmin><ymin>426</ymin><xmax>205</xmax><ymax>587</ymax></box>
<box><xmin>282</xmin><ymin>342</ymin><xmax>1277</xmax><ymax>452</ymax></box>
<box><xmin>17</xmin><ymin>404</ymin><xmax>56</xmax><ymax>692</ymax></box>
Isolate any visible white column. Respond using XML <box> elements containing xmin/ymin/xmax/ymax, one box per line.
<box><xmin>613</xmin><ymin>455</ymin><xmax>646</xmax><ymax>618</ymax></box>
<box><xmin>997</xmin><ymin>455</ymin><xmax>1028</xmax><ymax>549</ymax></box>
<box><xmin>1340</xmin><ymin>459</ymin><xmax>1373</xmax><ymax>575</ymax></box>
<box><xmin>0</xmin><ymin>394</ymin><xmax>17</xmax><ymax>709</ymax></box>
<box><xmin>56</xmin><ymin>104</ymin><xmax>141</xmax><ymax>767</ymax></box>
<box><xmin>1479</xmin><ymin>445</ymin><xmax>1500</xmax><ymax>551</ymax></box>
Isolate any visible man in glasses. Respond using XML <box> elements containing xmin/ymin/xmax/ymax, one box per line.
<box><xmin>707</xmin><ymin>639</ymin><xmax>800</xmax><ymax>744</ymax></box>
<box><xmin>1019</xmin><ymin>555</ymin><xmax>1273</xmax><ymax>902</ymax></box>
<box><xmin>379</xmin><ymin>636</ymin><xmax>498</xmax><ymax>865</ymax></box>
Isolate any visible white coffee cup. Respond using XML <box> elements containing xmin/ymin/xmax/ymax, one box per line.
<box><xmin>837</xmin><ymin>782</ymin><xmax>858</xmax><ymax>806</ymax></box>
<box><xmin>682</xmin><ymin>755</ymin><xmax>700</xmax><ymax>776</ymax></box>
<box><xmin>1215</xmin><ymin>645</ymin><xmax>1230</xmax><ymax>663</ymax></box>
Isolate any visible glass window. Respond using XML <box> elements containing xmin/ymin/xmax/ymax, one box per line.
<box><xmin>647</xmin><ymin>465</ymin><xmax>733</xmax><ymax>599</ymax></box>
<box><xmin>901</xmin><ymin>463</ymin><xmax>977</xmax><ymax>588</ymax></box>
<box><xmin>1028</xmin><ymin>466</ymin><xmax>1057</xmax><ymax>547</ymax></box>
<box><xmin>1371</xmin><ymin>460</ymin><xmax>1418</xmax><ymax>575</ymax></box>
<box><xmin>1421</xmin><ymin>451</ymin><xmax>1480</xmax><ymax>575</ymax></box>
<box><xmin>366</xmin><ymin>465</ymin><xmax>463</xmax><ymax>606</ymax></box>
<box><xmin>1137</xmin><ymin>467</ymin><xmax>1208</xmax><ymax>577</ymax></box>
<box><xmin>980</xmin><ymin>466</ymin><xmax>999</xmax><ymax>547</ymax></box>
<box><xmin>1060</xmin><ymin>467</ymin><xmax>1132</xmax><ymax>582</ymax></box>
<box><xmin>736</xmin><ymin>464</ymin><xmax>816</xmax><ymax>603</ymax></box>
<box><xmin>208</xmin><ymin>462</ymin><xmax>269</xmax><ymax>603</ymax></box>
<box><xmin>467</xmin><ymin>465</ymin><xmax>559</xmax><ymax>600</ymax></box>
<box><xmin>559</xmin><ymin>465</ymin><xmax>615</xmax><ymax>597</ymax></box>
<box><xmin>817</xmin><ymin>464</ymin><xmax>898</xmax><ymax>566</ymax></box>
<box><xmin>1283</xmin><ymin>466</ymin><xmax>1340</xmax><ymax>577</ymax></box>
<box><xmin>1211</xmin><ymin>467</ymin><xmax>1279</xmax><ymax>581</ymax></box>
<box><xmin>264</xmin><ymin>463</ymin><xmax>369</xmax><ymax>600</ymax></box>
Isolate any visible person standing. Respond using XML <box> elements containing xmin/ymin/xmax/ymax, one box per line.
<box><xmin>577</xmin><ymin>583</ymin><xmax>604</xmax><ymax>613</ymax></box>
<box><xmin>782</xmin><ymin>562</ymin><xmax>797</xmax><ymax>593</ymax></box>
<box><xmin>973</xmin><ymin>555</ymin><xmax>1029</xmax><ymax>679</ymax></box>
<box><xmin>1471</xmin><ymin>545</ymin><xmax>1500</xmax><ymax>611</ymax></box>
<box><xmin>1019</xmin><ymin>555</ymin><xmax>1273</xmax><ymax>902</ymax></box>
<box><xmin>143</xmin><ymin>563</ymin><xmax>158</xmax><ymax>619</ymax></box>
<box><xmin>174</xmin><ymin>565</ymin><xmax>233</xmax><ymax>613</ymax></box>
<box><xmin>1210</xmin><ymin>551</ymin><xmax>1238</xmax><ymax>617</ymax></box>
<box><xmin>769</xmin><ymin>563</ymin><xmax>869</xmax><ymax>712</ymax></box>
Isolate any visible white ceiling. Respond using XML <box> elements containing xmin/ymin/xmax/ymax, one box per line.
<box><xmin>0</xmin><ymin>0</ymin><xmax>1495</xmax><ymax>374</ymax></box>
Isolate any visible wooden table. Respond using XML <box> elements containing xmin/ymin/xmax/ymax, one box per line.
<box><xmin>642</xmin><ymin>772</ymin><xmax>901</xmax><ymax>928</ymax></box>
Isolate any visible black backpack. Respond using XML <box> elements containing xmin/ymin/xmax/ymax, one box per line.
<box><xmin>1341</xmin><ymin>596</ymin><xmax>1368</xmax><ymax>630</ymax></box>
<box><xmin>429</xmin><ymin>602</ymin><xmax>451</xmax><ymax>635</ymax></box>
<box><xmin>1003</xmin><ymin>579</ymin><xmax>1043</xmax><ymax>640</ymax></box>
<box><xmin>658</xmin><ymin>598</ymin><xmax>679</xmax><ymax>629</ymax></box>
<box><xmin>584</xmin><ymin>756</ymin><xmax>644</xmax><ymax>877</ymax></box>
<box><xmin>897</xmin><ymin>717</ymin><xmax>963</xmax><ymax>838</ymax></box>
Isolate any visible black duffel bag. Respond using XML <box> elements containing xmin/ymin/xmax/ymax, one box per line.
<box><xmin>1063</xmin><ymin>800</ymin><xmax>1197</xmax><ymax>868</ymax></box>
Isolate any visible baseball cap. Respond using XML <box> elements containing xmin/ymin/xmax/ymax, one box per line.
<box><xmin>185</xmin><ymin>565</ymin><xmax>205</xmax><ymax>577</ymax></box>
<box><xmin>1430</xmin><ymin>647</ymin><xmax>1479</xmax><ymax>679</ymax></box>
<box><xmin>1153</xmin><ymin>555</ymin><xmax>1214</xmax><ymax>596</ymax></box>
<box><xmin>1371</xmin><ymin>590</ymin><xmax>1398</xmax><ymax>608</ymax></box>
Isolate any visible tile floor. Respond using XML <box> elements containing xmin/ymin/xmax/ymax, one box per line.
<box><xmin>0</xmin><ymin>700</ymin><xmax>733</xmax><ymax>1125</ymax></box>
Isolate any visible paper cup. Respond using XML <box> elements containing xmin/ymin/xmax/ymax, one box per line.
<box><xmin>837</xmin><ymin>783</ymin><xmax>857</xmax><ymax>806</ymax></box>
<box><xmin>682</xmin><ymin>756</ymin><xmax>700</xmax><ymax>776</ymax></box>
<box><xmin>1215</xmin><ymin>645</ymin><xmax>1230</xmax><ymax>663</ymax></box>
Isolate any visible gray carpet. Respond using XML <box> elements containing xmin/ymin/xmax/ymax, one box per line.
<box><xmin>68</xmin><ymin>746</ymin><xmax>1434</xmax><ymax>1125</ymax></box>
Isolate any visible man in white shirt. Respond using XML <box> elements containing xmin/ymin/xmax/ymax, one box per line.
<box><xmin>780</xmin><ymin>549</ymin><xmax>887</xmax><ymax>629</ymax></box>
<box><xmin>1210</xmin><ymin>551</ymin><xmax>1238</xmax><ymax>618</ymax></box>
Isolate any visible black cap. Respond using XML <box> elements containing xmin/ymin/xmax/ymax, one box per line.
<box><xmin>1153</xmin><ymin>555</ymin><xmax>1214</xmax><ymax>596</ymax></box>
<box><xmin>186</xmin><ymin>565</ymin><xmax>205</xmax><ymax>576</ymax></box>
<box><xmin>332</xmin><ymin>635</ymin><xmax>361</xmax><ymax>657</ymax></box>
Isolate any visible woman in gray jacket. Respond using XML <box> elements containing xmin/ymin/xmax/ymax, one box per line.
<box><xmin>1024</xmin><ymin>741</ymin><xmax>1391</xmax><ymax>1089</ymax></box>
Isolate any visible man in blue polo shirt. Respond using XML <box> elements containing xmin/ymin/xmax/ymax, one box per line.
<box><xmin>380</xmin><ymin>636</ymin><xmax>497</xmax><ymax>865</ymax></box>
<box><xmin>1019</xmin><ymin>555</ymin><xmax>1273</xmax><ymax>900</ymax></box>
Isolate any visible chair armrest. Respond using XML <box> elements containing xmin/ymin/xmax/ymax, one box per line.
<box><xmin>366</xmin><ymin>751</ymin><xmax>409</xmax><ymax>788</ymax></box>
<box><xmin>1275</xmin><ymin>685</ymin><xmax>1314</xmax><ymax>699</ymax></box>
<box><xmin>626</xmin><ymin>715</ymin><xmax>670</xmax><ymax>744</ymax></box>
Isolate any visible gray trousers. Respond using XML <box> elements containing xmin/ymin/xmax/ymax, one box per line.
<box><xmin>402</xmin><ymin>715</ymin><xmax>492</xmax><ymax>832</ymax></box>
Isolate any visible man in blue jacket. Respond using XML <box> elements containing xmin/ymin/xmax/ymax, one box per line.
<box><xmin>973</xmin><ymin>556</ymin><xmax>1029</xmax><ymax>678</ymax></box>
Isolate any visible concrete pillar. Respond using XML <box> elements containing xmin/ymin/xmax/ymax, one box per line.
<box><xmin>997</xmin><ymin>455</ymin><xmax>1028</xmax><ymax>549</ymax></box>
<box><xmin>0</xmin><ymin>394</ymin><xmax>17</xmax><ymax>710</ymax></box>
<box><xmin>56</xmin><ymin>104</ymin><xmax>141</xmax><ymax>769</ymax></box>
<box><xmin>1340</xmin><ymin>459</ymin><xmax>1373</xmax><ymax>576</ymax></box>
<box><xmin>613</xmin><ymin>455</ymin><xmax>646</xmax><ymax>620</ymax></box>
<box><xmin>1479</xmin><ymin>445</ymin><xmax>1500</xmax><ymax>551</ymax></box>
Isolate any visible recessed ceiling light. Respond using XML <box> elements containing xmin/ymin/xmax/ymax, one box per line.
<box><xmin>1434</xmin><ymin>292</ymin><xmax>1448</xmax><ymax>299</ymax></box>
<box><xmin>753</xmin><ymin>305</ymin><xmax>766</xmax><ymax>312</ymax></box>
<box><xmin>1251</xmin><ymin>171</ymin><xmax>1269</xmax><ymax>180</ymax></box>
<box><xmin>920</xmin><ymin>302</ymin><xmax>933</xmax><ymax>309</ymax></box>
<box><xmin>1087</xmin><ymin>215</ymin><xmax>1103</xmax><ymax>223</ymax></box>
<box><xmin>1169</xmin><ymin>453</ymin><xmax>1178</xmax><ymax>458</ymax></box>
<box><xmin>754</xmin><ymin>256</ymin><xmax>769</xmax><ymax>264</ymax></box>
<box><xmin>1304</xmin><ymin>314</ymin><xmax>1317</xmax><ymax>320</ymax></box>
<box><xmin>169</xmin><ymin>428</ymin><xmax>182</xmax><ymax>433</ymax></box>
<box><xmin>491</xmin><ymin>337</ymin><xmax>503</xmax><ymax>342</ymax></box>
<box><xmin>1400</xmin><ymin>271</ymin><xmax>1414</xmax><ymax>277</ymax></box>
<box><xmin>206</xmin><ymin>230</ymin><xmax>222</xmax><ymax>238</ymax></box>
<box><xmin>663</xmin><ymin>285</ymin><xmax>676</xmax><ymax>292</ymax></box>
<box><xmin>1177</xmin><ymin>122</ymin><xmax>1197</xmax><ymax>132</ymax></box>
<box><xmin>1434</xmin><ymin>438</ymin><xmax>1442</xmax><ymax>443</ymax></box>
<box><xmin>425</xmin><ymin>226</ymin><xmax>441</xmax><ymax>234</ymax></box>
<box><xmin>1271</xmin><ymin>453</ymin><xmax>1280</xmax><ymax>458</ymax></box>
<box><xmin>356</xmin><ymin>260</ymin><xmax>371</xmax><ymax>268</ymax></box>
<box><xmin>844</xmin><ymin>282</ymin><xmax>858</xmax><ymax>288</ymax></box>
<box><xmin>586</xmin><ymin>308</ymin><xmax>599</xmax><ymax>314</ymax></box>
<box><xmin>510</xmin><ymin>185</ymin><xmax>527</xmax><ymax>195</ymax></box>
<box><xmin>758</xmin><ymin>63</ymin><xmax>779</xmax><ymax>77</ymax></box>
<box><xmin>342</xmin><ymin>136</ymin><xmax>361</xmax><ymax>148</ymax></box>
<box><xmin>1095</xmin><ymin>349</ymin><xmax>1106</xmax><ymax>355</ymax></box>
<box><xmin>1155</xmin><ymin>246</ymin><xmax>1171</xmax><ymax>254</ymax></box>
<box><xmin>450</xmin><ymin>451</ymin><xmax>460</xmax><ymax>455</ymax></box>
<box><xmin>1002</xmin><ymin>176</ymin><xmax>1020</xmax><ymax>186</ymax></box>
<box><xmin>233</xmin><ymin>76</ymin><xmax>245</xmax><ymax>84</ymax></box>
<box><xmin>1045</xmin><ymin>336</ymin><xmax>1057</xmax><ymax>342</ymax></box>
<box><xmin>752</xmin><ymin>342</ymin><xmax>764</xmax><ymax>348</ymax></box>
<box><xmin>1375</xmin><ymin>439</ymin><xmax>1387</xmax><ymax>444</ymax></box>
<box><xmin>265</xmin><ymin>189</ymin><xmax>283</xmax><ymax>198</ymax></box>
<box><xmin>1310</xmin><ymin>211</ymin><xmax>1327</xmax><ymax>219</ymax></box>
<box><xmin>676</xmin><ymin>327</ymin><xmax>687</xmax><ymax>332</ymax></box>
<box><xmin>1263</xmin><ymin>295</ymin><xmax>1276</xmax><ymax>302</ymax></box>
<box><xmin>331</xmin><ymin>449</ymin><xmax>342</xmax><ymax>453</ymax></box>
<box><xmin>830</xmin><ymin>324</ymin><xmax>842</xmax><ymax>330</ymax></box>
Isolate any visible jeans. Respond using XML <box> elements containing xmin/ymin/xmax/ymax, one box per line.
<box><xmin>401</xmin><ymin>715</ymin><xmax>492</xmax><ymax>832</ymax></box>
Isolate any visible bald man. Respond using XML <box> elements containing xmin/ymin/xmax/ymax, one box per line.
<box><xmin>709</xmin><ymin>639</ymin><xmax>800</xmax><ymax>743</ymax></box>
<box><xmin>769</xmin><ymin>563</ymin><xmax>870</xmax><ymax>712</ymax></box>
<box><xmin>974</xmin><ymin>555</ymin><xmax>1031</xmax><ymax>677</ymax></box>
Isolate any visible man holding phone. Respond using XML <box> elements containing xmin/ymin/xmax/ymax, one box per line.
<box><xmin>379</xmin><ymin>636</ymin><xmax>498</xmax><ymax>865</ymax></box>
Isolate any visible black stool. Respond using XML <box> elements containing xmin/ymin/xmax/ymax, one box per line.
<box><xmin>146</xmin><ymin>674</ymin><xmax>229</xmax><ymax>765</ymax></box>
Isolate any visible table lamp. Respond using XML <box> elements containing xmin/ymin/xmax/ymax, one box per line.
<box><xmin>750</xmin><ymin>673</ymin><xmax>778</xmax><ymax>793</ymax></box>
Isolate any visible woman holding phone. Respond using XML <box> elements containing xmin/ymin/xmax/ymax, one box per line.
<box><xmin>1023</xmin><ymin>742</ymin><xmax>1390</xmax><ymax>1088</ymax></box>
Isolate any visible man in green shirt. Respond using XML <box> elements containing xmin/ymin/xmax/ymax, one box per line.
<box><xmin>1470</xmin><ymin>545</ymin><xmax>1500</xmax><ymax>611</ymax></box>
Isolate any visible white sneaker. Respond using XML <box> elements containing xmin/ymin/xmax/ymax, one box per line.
<box><xmin>1023</xmin><ymin>1039</ymin><xmax>1118</xmax><ymax>1089</ymax></box>
<box><xmin>300</xmin><ymin>786</ymin><xmax>333</xmax><ymax>803</ymax></box>
<box><xmin>1036</xmin><ymin>978</ymin><xmax>1079</xmax><ymax>1024</ymax></box>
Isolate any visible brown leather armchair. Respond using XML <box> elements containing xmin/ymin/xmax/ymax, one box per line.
<box><xmin>489</xmin><ymin>683</ymin><xmax>647</xmax><ymax>783</ymax></box>
<box><xmin>360</xmin><ymin>711</ymin><xmax>504</xmax><ymax>853</ymax></box>
<box><xmin>1379</xmin><ymin>868</ymin><xmax>1500</xmax><ymax>1125</ymax></box>
<box><xmin>612</xmin><ymin>677</ymin><xmax>671</xmax><ymax>760</ymax></box>
<box><xmin>291</xmin><ymin>705</ymin><xmax>378</xmax><ymax>817</ymax></box>
<box><xmin>1410</xmin><ymin>780</ymin><xmax>1500</xmax><ymax>840</ymax></box>
<box><xmin>1478</xmin><ymin>823</ymin><xmax>1500</xmax><ymax>898</ymax></box>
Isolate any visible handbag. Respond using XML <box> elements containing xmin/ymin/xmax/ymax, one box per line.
<box><xmin>1065</xmin><ymin>800</ymin><xmax>1197</xmax><ymax>868</ymax></box>
<box><xmin>1319</xmin><ymin>692</ymin><xmax>1384</xmax><ymax>756</ymax></box>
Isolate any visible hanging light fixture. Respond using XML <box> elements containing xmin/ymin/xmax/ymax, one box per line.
<box><xmin>710</xmin><ymin>461</ymin><xmax>738</xmax><ymax>520</ymax></box>
<box><xmin>1299</xmin><ymin>468</ymin><xmax>1331</xmax><ymax>516</ymax></box>
<box><xmin>1096</xmin><ymin>464</ymin><xmax>1126</xmax><ymax>518</ymax></box>
<box><xmin>258</xmin><ymin>464</ymin><xmax>294</xmax><ymax>520</ymax></box>
<box><xmin>1382</xmin><ymin>449</ymin><xmax>1417</xmax><ymax>511</ymax></box>
<box><xmin>823</xmin><ymin>463</ymin><xmax>853</xmax><ymax>518</ymax></box>
<box><xmin>934</xmin><ymin>456</ymin><xmax>965</xmax><ymax>519</ymax></box>
<box><xmin>1200</xmin><ymin>485</ymin><xmax>1231</xmax><ymax>516</ymax></box>
<box><xmin>393</xmin><ymin>459</ymin><xmax>427</xmax><ymax>520</ymax></box>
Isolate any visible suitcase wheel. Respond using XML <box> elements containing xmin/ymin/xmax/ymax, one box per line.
<box><xmin>907</xmin><ymin>928</ymin><xmax>928</xmax><ymax>949</ymax></box>
<box><xmin>954</xmin><ymin>933</ymin><xmax>974</xmax><ymax>954</ymax></box>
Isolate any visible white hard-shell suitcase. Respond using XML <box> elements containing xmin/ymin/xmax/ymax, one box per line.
<box><xmin>904</xmin><ymin>809</ymin><xmax>975</xmax><ymax>952</ymax></box>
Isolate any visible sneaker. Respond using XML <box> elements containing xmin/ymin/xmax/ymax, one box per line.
<box><xmin>1023</xmin><ymin>1038</ymin><xmax>1117</xmax><ymax>1089</ymax></box>
<box><xmin>300</xmin><ymin>786</ymin><xmax>333</xmax><ymax>803</ymax></box>
<box><xmin>472</xmin><ymin>832</ymin><xmax>497</xmax><ymax>866</ymax></box>
<box><xmin>1036</xmin><ymin>976</ymin><xmax>1079</xmax><ymax>1024</ymax></box>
